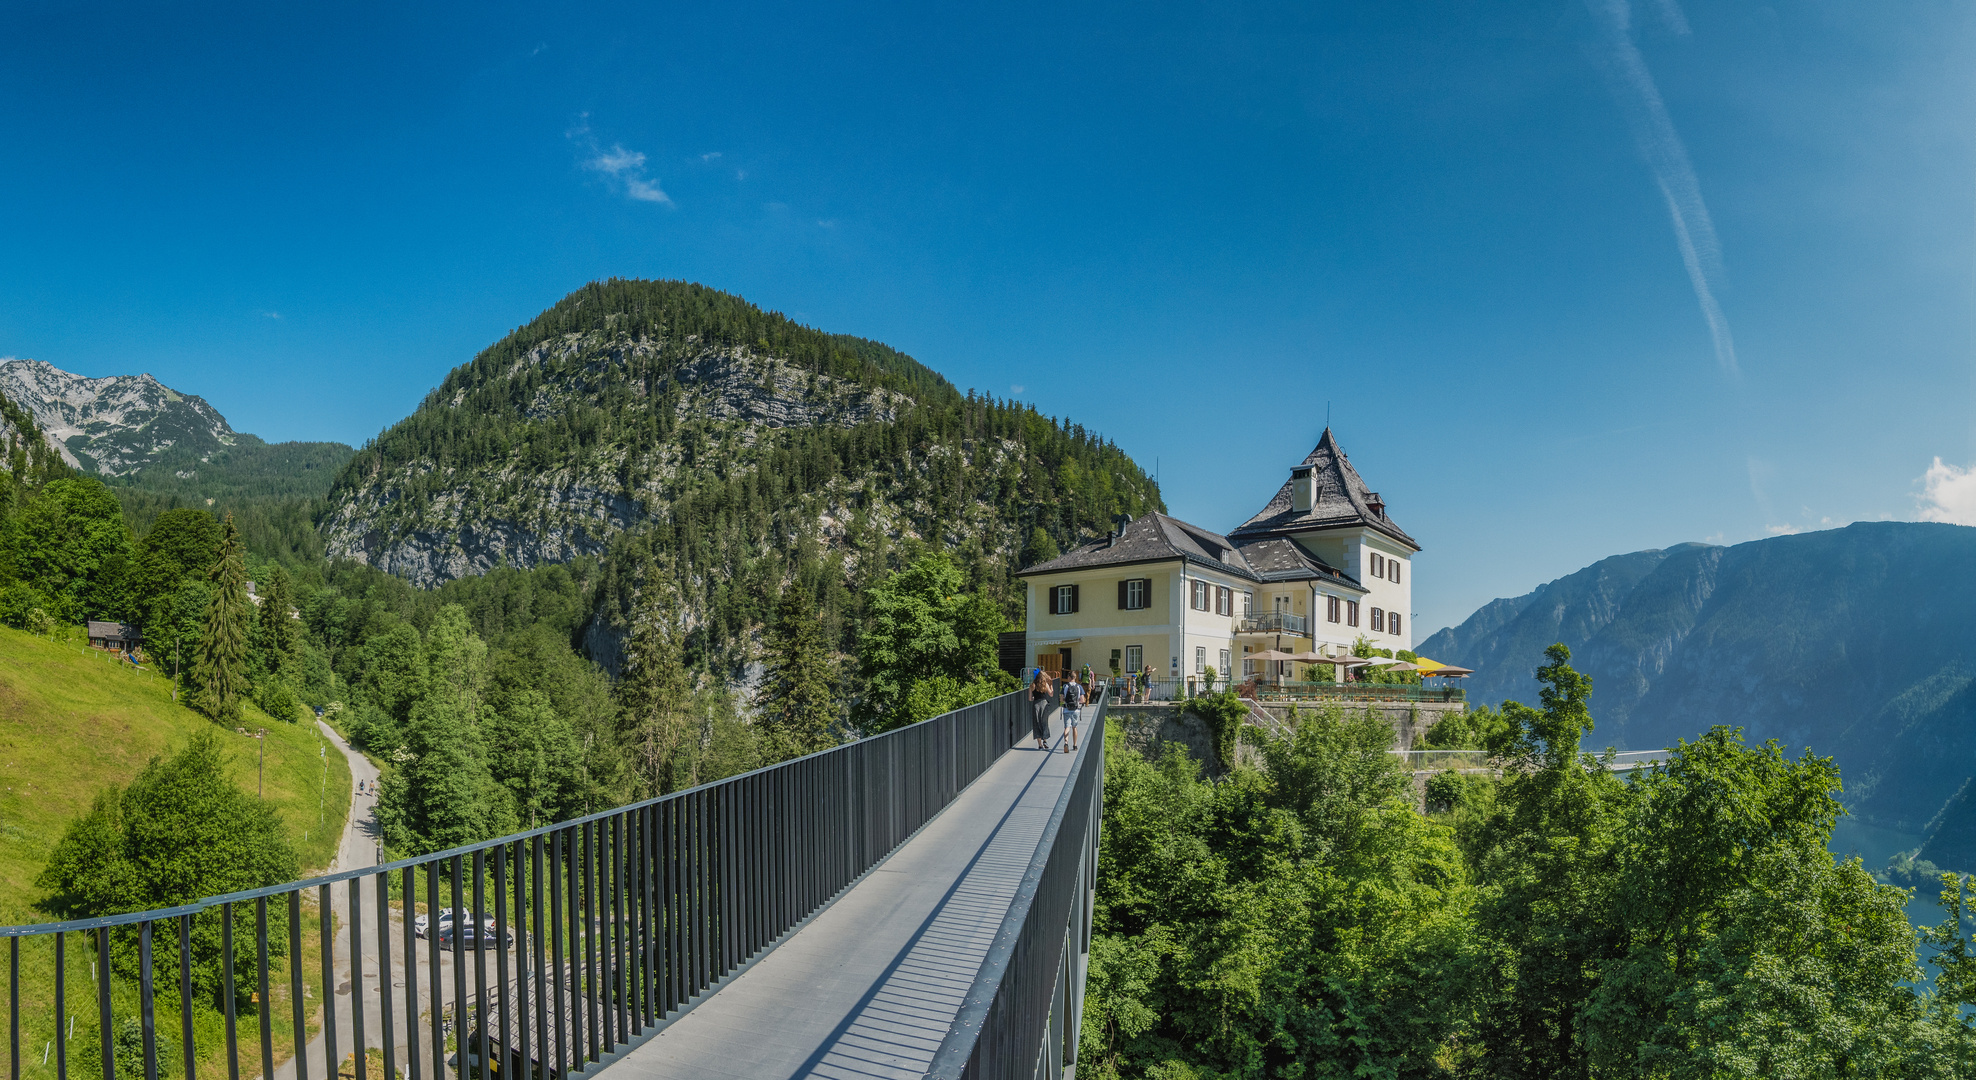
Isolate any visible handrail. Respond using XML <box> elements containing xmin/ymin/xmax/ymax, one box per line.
<box><xmin>0</xmin><ymin>688</ymin><xmax>1037</xmax><ymax>1080</ymax></box>
<box><xmin>927</xmin><ymin>689</ymin><xmax>1108</xmax><ymax>1079</ymax></box>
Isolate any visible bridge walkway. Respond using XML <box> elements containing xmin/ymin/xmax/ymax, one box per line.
<box><xmin>607</xmin><ymin>712</ymin><xmax>1084</xmax><ymax>1080</ymax></box>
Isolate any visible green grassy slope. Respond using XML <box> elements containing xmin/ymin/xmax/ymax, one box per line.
<box><xmin>0</xmin><ymin>624</ymin><xmax>353</xmax><ymax>924</ymax></box>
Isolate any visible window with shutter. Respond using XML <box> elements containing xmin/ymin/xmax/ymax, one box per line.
<box><xmin>1195</xmin><ymin>646</ymin><xmax>1206</xmax><ymax>674</ymax></box>
<box><xmin>1219</xmin><ymin>649</ymin><xmax>1231</xmax><ymax>675</ymax></box>
<box><xmin>1070</xmin><ymin>583</ymin><xmax>1080</xmax><ymax>613</ymax></box>
<box><xmin>1347</xmin><ymin>601</ymin><xmax>1359</xmax><ymax>627</ymax></box>
<box><xmin>1391</xmin><ymin>560</ymin><xmax>1402</xmax><ymax>584</ymax></box>
<box><xmin>1390</xmin><ymin>612</ymin><xmax>1402</xmax><ymax>636</ymax></box>
<box><xmin>1371</xmin><ymin>553</ymin><xmax>1383</xmax><ymax>579</ymax></box>
<box><xmin>1053</xmin><ymin>585</ymin><xmax>1073</xmax><ymax>615</ymax></box>
<box><xmin>1371</xmin><ymin>607</ymin><xmax>1384</xmax><ymax>632</ymax></box>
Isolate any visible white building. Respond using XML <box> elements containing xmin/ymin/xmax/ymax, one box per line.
<box><xmin>1017</xmin><ymin>429</ymin><xmax>1417</xmax><ymax>681</ymax></box>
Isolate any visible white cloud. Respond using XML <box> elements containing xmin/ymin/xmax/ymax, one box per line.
<box><xmin>700</xmin><ymin>151</ymin><xmax>722</xmax><ymax>163</ymax></box>
<box><xmin>1764</xmin><ymin>524</ymin><xmax>1800</xmax><ymax>536</ymax></box>
<box><xmin>262</xmin><ymin>311</ymin><xmax>282</xmax><ymax>320</ymax></box>
<box><xmin>567</xmin><ymin>116</ymin><xmax>673</xmax><ymax>206</ymax></box>
<box><xmin>1918</xmin><ymin>458</ymin><xmax>1976</xmax><ymax>525</ymax></box>
<box><xmin>1010</xmin><ymin>384</ymin><xmax>1025</xmax><ymax>395</ymax></box>
<box><xmin>1587</xmin><ymin>0</ymin><xmax>1738</xmax><ymax>377</ymax></box>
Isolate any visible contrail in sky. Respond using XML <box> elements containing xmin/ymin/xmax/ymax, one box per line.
<box><xmin>1587</xmin><ymin>0</ymin><xmax>1739</xmax><ymax>377</ymax></box>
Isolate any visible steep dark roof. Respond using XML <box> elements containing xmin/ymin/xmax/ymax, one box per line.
<box><xmin>1227</xmin><ymin>428</ymin><xmax>1419</xmax><ymax>551</ymax></box>
<box><xmin>1232</xmin><ymin>537</ymin><xmax>1364</xmax><ymax>592</ymax></box>
<box><xmin>1019</xmin><ymin>512</ymin><xmax>1262</xmax><ymax>580</ymax></box>
<box><xmin>1018</xmin><ymin>513</ymin><xmax>1368</xmax><ymax>593</ymax></box>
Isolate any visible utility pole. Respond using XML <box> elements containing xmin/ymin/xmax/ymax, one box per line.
<box><xmin>172</xmin><ymin>642</ymin><xmax>180</xmax><ymax>703</ymax></box>
<box><xmin>257</xmin><ymin>729</ymin><xmax>266</xmax><ymax>799</ymax></box>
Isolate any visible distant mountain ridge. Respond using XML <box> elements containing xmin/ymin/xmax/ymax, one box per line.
<box><xmin>0</xmin><ymin>358</ymin><xmax>240</xmax><ymax>476</ymax></box>
<box><xmin>1420</xmin><ymin>522</ymin><xmax>1976</xmax><ymax>858</ymax></box>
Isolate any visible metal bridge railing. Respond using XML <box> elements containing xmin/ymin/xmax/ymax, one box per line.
<box><xmin>0</xmin><ymin>690</ymin><xmax>1036</xmax><ymax>1080</ymax></box>
<box><xmin>930</xmin><ymin>689</ymin><xmax>1108</xmax><ymax>1080</ymax></box>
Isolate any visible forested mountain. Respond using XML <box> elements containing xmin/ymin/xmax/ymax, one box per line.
<box><xmin>1420</xmin><ymin>521</ymin><xmax>1976</xmax><ymax>861</ymax></box>
<box><xmin>322</xmin><ymin>278</ymin><xmax>1163</xmax><ymax>669</ymax></box>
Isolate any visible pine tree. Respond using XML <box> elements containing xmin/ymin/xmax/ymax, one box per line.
<box><xmin>193</xmin><ymin>515</ymin><xmax>251</xmax><ymax>723</ymax></box>
<box><xmin>759</xmin><ymin>582</ymin><xmax>838</xmax><ymax>762</ymax></box>
<box><xmin>617</xmin><ymin>578</ymin><xmax>696</xmax><ymax>796</ymax></box>
<box><xmin>254</xmin><ymin>564</ymin><xmax>298</xmax><ymax>675</ymax></box>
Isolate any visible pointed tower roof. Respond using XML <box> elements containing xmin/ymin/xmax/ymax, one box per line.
<box><xmin>1227</xmin><ymin>429</ymin><xmax>1419</xmax><ymax>551</ymax></box>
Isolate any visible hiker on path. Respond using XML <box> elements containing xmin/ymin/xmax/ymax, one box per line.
<box><xmin>1029</xmin><ymin>668</ymin><xmax>1054</xmax><ymax>750</ymax></box>
<box><xmin>1061</xmin><ymin>676</ymin><xmax>1085</xmax><ymax>753</ymax></box>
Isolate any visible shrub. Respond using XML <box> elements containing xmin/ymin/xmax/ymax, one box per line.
<box><xmin>255</xmin><ymin>677</ymin><xmax>300</xmax><ymax>723</ymax></box>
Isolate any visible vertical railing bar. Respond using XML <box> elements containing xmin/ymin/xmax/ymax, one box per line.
<box><xmin>290</xmin><ymin>892</ymin><xmax>308</xmax><ymax>1080</ymax></box>
<box><xmin>610</xmin><ymin>816</ymin><xmax>626</xmax><ymax>1045</ymax></box>
<box><xmin>428</xmin><ymin>865</ymin><xmax>444</xmax><ymax>1080</ymax></box>
<box><xmin>321</xmin><ymin>886</ymin><xmax>337</xmax><ymax>1080</ymax></box>
<box><xmin>472</xmin><ymin>849</ymin><xmax>489</xmax><ymax>1080</ymax></box>
<box><xmin>581</xmin><ymin>822</ymin><xmax>598</xmax><ymax>1062</ymax></box>
<box><xmin>642</xmin><ymin>804</ymin><xmax>657</xmax><ymax>1026</ymax></box>
<box><xmin>9</xmin><ymin>934</ymin><xmax>19</xmax><ymax>1080</ymax></box>
<box><xmin>54</xmin><ymin>931</ymin><xmax>67</xmax><ymax>1080</ymax></box>
<box><xmin>531</xmin><ymin>837</ymin><xmax>548</xmax><ymax>1080</ymax></box>
<box><xmin>349</xmin><ymin>878</ymin><xmax>367</xmax><ymax>1080</ymax></box>
<box><xmin>450</xmin><ymin>856</ymin><xmax>466</xmax><ymax>1080</ymax></box>
<box><xmin>141</xmin><ymin>927</ymin><xmax>163</xmax><ymax>1080</ymax></box>
<box><xmin>256</xmin><ymin>897</ymin><xmax>274</xmax><ymax>1080</ymax></box>
<box><xmin>511</xmin><ymin>842</ymin><xmax>529</xmax><ymax>1080</ymax></box>
<box><xmin>402</xmin><ymin>867</ymin><xmax>420</xmax><ymax>1080</ymax></box>
<box><xmin>221</xmin><ymin>904</ymin><xmax>238</xmax><ymax>1080</ymax></box>
<box><xmin>493</xmin><ymin>845</ymin><xmax>510</xmax><ymax>1077</ymax></box>
<box><xmin>185</xmin><ymin>915</ymin><xmax>215</xmax><ymax>1080</ymax></box>
<box><xmin>665</xmin><ymin>800</ymin><xmax>680</xmax><ymax>1016</ymax></box>
<box><xmin>376</xmin><ymin>876</ymin><xmax>396</xmax><ymax>1080</ymax></box>
<box><xmin>547</xmin><ymin>834</ymin><xmax>566</xmax><ymax>1080</ymax></box>
<box><xmin>96</xmin><ymin>927</ymin><xmax>113</xmax><ymax>1080</ymax></box>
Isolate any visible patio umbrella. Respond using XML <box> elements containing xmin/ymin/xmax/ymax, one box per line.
<box><xmin>1412</xmin><ymin>656</ymin><xmax>1446</xmax><ymax>674</ymax></box>
<box><xmin>1247</xmin><ymin>649</ymin><xmax>1299</xmax><ymax>661</ymax></box>
<box><xmin>1426</xmin><ymin>665</ymin><xmax>1474</xmax><ymax>678</ymax></box>
<box><xmin>1360</xmin><ymin>656</ymin><xmax>1411</xmax><ymax>668</ymax></box>
<box><xmin>1373</xmin><ymin>660</ymin><xmax>1419</xmax><ymax>672</ymax></box>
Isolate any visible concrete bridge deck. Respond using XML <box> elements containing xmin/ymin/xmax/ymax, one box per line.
<box><xmin>606</xmin><ymin>714</ymin><xmax>1085</xmax><ymax>1080</ymax></box>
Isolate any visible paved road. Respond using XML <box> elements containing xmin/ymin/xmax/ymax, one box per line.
<box><xmin>273</xmin><ymin>722</ymin><xmax>483</xmax><ymax>1080</ymax></box>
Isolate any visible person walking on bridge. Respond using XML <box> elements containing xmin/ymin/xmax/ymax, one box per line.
<box><xmin>1029</xmin><ymin>667</ymin><xmax>1054</xmax><ymax>750</ymax></box>
<box><xmin>1060</xmin><ymin>676</ymin><xmax>1084</xmax><ymax>753</ymax></box>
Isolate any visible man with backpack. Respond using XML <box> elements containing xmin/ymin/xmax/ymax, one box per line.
<box><xmin>1060</xmin><ymin>676</ymin><xmax>1085</xmax><ymax>753</ymax></box>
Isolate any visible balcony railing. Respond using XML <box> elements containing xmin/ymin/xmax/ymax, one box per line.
<box><xmin>1252</xmin><ymin>683</ymin><xmax>1467</xmax><ymax>704</ymax></box>
<box><xmin>0</xmin><ymin>691</ymin><xmax>1041</xmax><ymax>1080</ymax></box>
<box><xmin>1237</xmin><ymin>612</ymin><xmax>1308</xmax><ymax>635</ymax></box>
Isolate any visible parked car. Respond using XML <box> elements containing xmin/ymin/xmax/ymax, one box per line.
<box><xmin>437</xmin><ymin>918</ymin><xmax>512</xmax><ymax>950</ymax></box>
<box><xmin>413</xmin><ymin>908</ymin><xmax>455</xmax><ymax>939</ymax></box>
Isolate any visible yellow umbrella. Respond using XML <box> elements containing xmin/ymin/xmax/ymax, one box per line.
<box><xmin>1412</xmin><ymin>656</ymin><xmax>1446</xmax><ymax>675</ymax></box>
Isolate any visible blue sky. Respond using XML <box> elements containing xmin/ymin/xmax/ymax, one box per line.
<box><xmin>3</xmin><ymin>0</ymin><xmax>1974</xmax><ymax>634</ymax></box>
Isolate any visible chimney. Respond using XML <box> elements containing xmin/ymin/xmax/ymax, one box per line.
<box><xmin>1291</xmin><ymin>466</ymin><xmax>1315</xmax><ymax>512</ymax></box>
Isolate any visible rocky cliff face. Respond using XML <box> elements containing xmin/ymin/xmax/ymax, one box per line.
<box><xmin>0</xmin><ymin>359</ymin><xmax>236</xmax><ymax>476</ymax></box>
<box><xmin>1421</xmin><ymin>522</ymin><xmax>1976</xmax><ymax>848</ymax></box>
<box><xmin>321</xmin><ymin>332</ymin><xmax>910</xmax><ymax>587</ymax></box>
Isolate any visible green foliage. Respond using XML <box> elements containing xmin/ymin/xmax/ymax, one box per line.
<box><xmin>35</xmin><ymin>730</ymin><xmax>298</xmax><ymax>1009</ymax></box>
<box><xmin>616</xmin><ymin>581</ymin><xmax>697</xmax><ymax>796</ymax></box>
<box><xmin>856</xmin><ymin>553</ymin><xmax>1005</xmax><ymax>731</ymax></box>
<box><xmin>254</xmin><ymin>676</ymin><xmax>300</xmax><ymax>723</ymax></box>
<box><xmin>192</xmin><ymin>515</ymin><xmax>251</xmax><ymax>723</ymax></box>
<box><xmin>1180</xmin><ymin>689</ymin><xmax>1246</xmax><ymax>772</ymax></box>
<box><xmin>1019</xmin><ymin>526</ymin><xmax>1060</xmax><ymax>569</ymax></box>
<box><xmin>1</xmin><ymin>476</ymin><xmax>134</xmax><ymax>622</ymax></box>
<box><xmin>1082</xmin><ymin>714</ymin><xmax>1472</xmax><ymax>1079</ymax></box>
<box><xmin>1416</xmin><ymin>702</ymin><xmax>1510</xmax><ymax>751</ymax></box>
<box><xmin>130</xmin><ymin>508</ymin><xmax>221</xmax><ymax>618</ymax></box>
<box><xmin>112</xmin><ymin>1017</ymin><xmax>175</xmax><ymax>1079</ymax></box>
<box><xmin>252</xmin><ymin>564</ymin><xmax>299</xmax><ymax>675</ymax></box>
<box><xmin>377</xmin><ymin>696</ymin><xmax>517</xmax><ymax>854</ymax></box>
<box><xmin>758</xmin><ymin>581</ymin><xmax>839</xmax><ymax>761</ymax></box>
